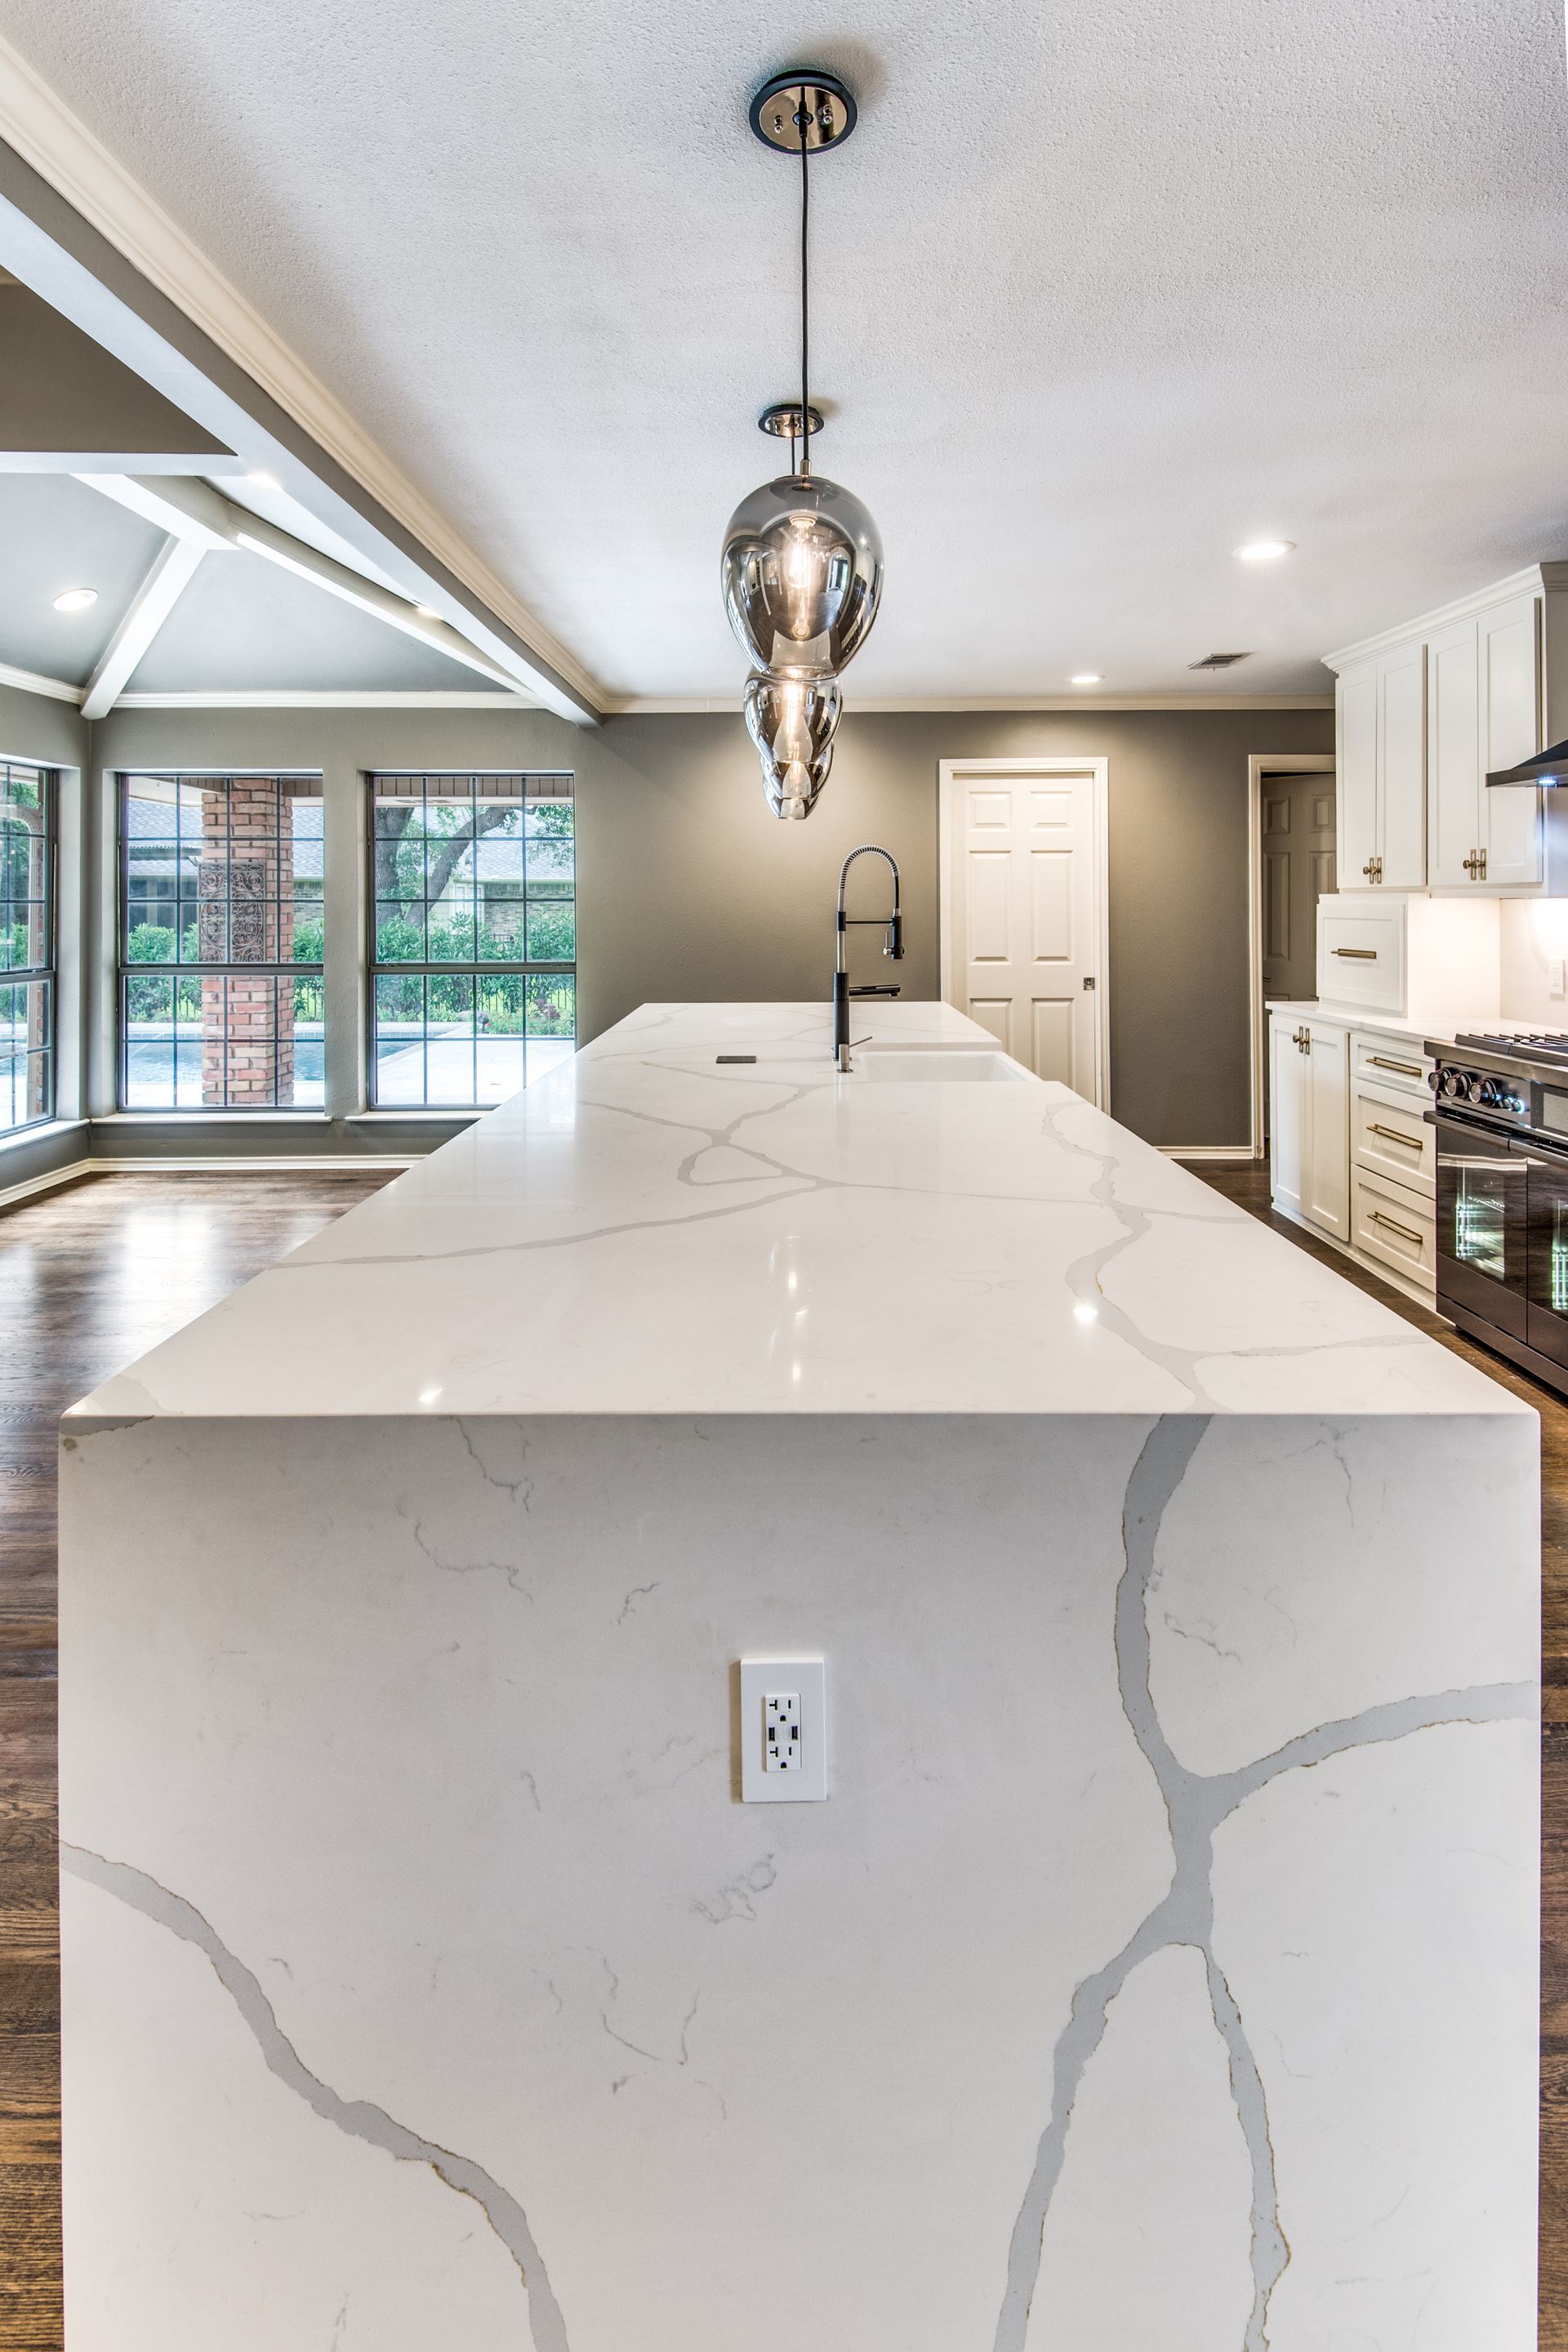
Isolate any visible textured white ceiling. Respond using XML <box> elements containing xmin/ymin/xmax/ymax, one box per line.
<box><xmin>3</xmin><ymin>0</ymin><xmax>1567</xmax><ymax>702</ymax></box>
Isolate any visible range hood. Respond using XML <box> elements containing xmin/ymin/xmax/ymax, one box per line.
<box><xmin>1486</xmin><ymin>737</ymin><xmax>1568</xmax><ymax>786</ymax></box>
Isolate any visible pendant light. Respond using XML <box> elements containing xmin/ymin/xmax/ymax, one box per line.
<box><xmin>720</xmin><ymin>69</ymin><xmax>884</xmax><ymax>820</ymax></box>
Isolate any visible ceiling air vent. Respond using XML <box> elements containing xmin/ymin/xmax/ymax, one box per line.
<box><xmin>1187</xmin><ymin>651</ymin><xmax>1252</xmax><ymax>670</ymax></box>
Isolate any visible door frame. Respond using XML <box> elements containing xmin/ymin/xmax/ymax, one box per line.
<box><xmin>1247</xmin><ymin>751</ymin><xmax>1337</xmax><ymax>1160</ymax></box>
<box><xmin>937</xmin><ymin>756</ymin><xmax>1111</xmax><ymax>1109</ymax></box>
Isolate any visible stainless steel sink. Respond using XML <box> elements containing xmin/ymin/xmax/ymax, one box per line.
<box><xmin>848</xmin><ymin>1045</ymin><xmax>1029</xmax><ymax>1083</ymax></box>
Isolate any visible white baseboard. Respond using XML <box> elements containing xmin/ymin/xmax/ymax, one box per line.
<box><xmin>0</xmin><ymin>1153</ymin><xmax>95</xmax><ymax>1212</ymax></box>
<box><xmin>1160</xmin><ymin>1144</ymin><xmax>1259</xmax><ymax>1161</ymax></box>
<box><xmin>0</xmin><ymin>1152</ymin><xmax>416</xmax><ymax>1214</ymax></box>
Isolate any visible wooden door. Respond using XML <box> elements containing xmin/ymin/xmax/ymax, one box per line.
<box><xmin>1427</xmin><ymin>617</ymin><xmax>1481</xmax><ymax>888</ymax></box>
<box><xmin>1480</xmin><ymin>593</ymin><xmax>1544</xmax><ymax>887</ymax></box>
<box><xmin>1261</xmin><ymin>772</ymin><xmax>1336</xmax><ymax>1004</ymax></box>
<box><xmin>1338</xmin><ymin>659</ymin><xmax>1379</xmax><ymax>887</ymax></box>
<box><xmin>1377</xmin><ymin>642</ymin><xmax>1427</xmax><ymax>889</ymax></box>
<box><xmin>1270</xmin><ymin>1018</ymin><xmax>1306</xmax><ymax>1219</ymax></box>
<box><xmin>1305</xmin><ymin>1019</ymin><xmax>1350</xmax><ymax>1239</ymax></box>
<box><xmin>945</xmin><ymin>765</ymin><xmax>1102</xmax><ymax>1100</ymax></box>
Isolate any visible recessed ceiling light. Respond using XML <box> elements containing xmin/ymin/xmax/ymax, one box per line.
<box><xmin>51</xmin><ymin>587</ymin><xmax>98</xmax><ymax>612</ymax></box>
<box><xmin>245</xmin><ymin>470</ymin><xmax>280</xmax><ymax>489</ymax></box>
<box><xmin>1069</xmin><ymin>671</ymin><xmax>1102</xmax><ymax>685</ymax></box>
<box><xmin>1233</xmin><ymin>539</ymin><xmax>1294</xmax><ymax>562</ymax></box>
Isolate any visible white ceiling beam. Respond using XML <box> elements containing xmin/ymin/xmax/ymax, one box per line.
<box><xmin>76</xmin><ymin>472</ymin><xmax>525</xmax><ymax>693</ymax></box>
<box><xmin>0</xmin><ymin>48</ymin><xmax>601</xmax><ymax>723</ymax></box>
<box><xmin>80</xmin><ymin>533</ymin><xmax>204</xmax><ymax>719</ymax></box>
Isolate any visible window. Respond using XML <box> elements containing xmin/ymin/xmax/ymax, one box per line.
<box><xmin>119</xmin><ymin>773</ymin><xmax>324</xmax><ymax>1109</ymax></box>
<box><xmin>0</xmin><ymin>761</ymin><xmax>54</xmax><ymax>1134</ymax></box>
<box><xmin>369</xmin><ymin>771</ymin><xmax>575</xmax><ymax>1107</ymax></box>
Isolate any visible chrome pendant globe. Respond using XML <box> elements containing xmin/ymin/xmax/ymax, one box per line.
<box><xmin>723</xmin><ymin>473</ymin><xmax>883</xmax><ymax>680</ymax></box>
<box><xmin>723</xmin><ymin>69</ymin><xmax>880</xmax><ymax>819</ymax></box>
<box><xmin>744</xmin><ymin>671</ymin><xmax>840</xmax><ymax>819</ymax></box>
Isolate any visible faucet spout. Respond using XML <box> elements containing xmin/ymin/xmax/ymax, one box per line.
<box><xmin>834</xmin><ymin>844</ymin><xmax>904</xmax><ymax>1069</ymax></box>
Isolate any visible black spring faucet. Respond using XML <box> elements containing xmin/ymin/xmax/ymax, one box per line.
<box><xmin>833</xmin><ymin>844</ymin><xmax>904</xmax><ymax>1070</ymax></box>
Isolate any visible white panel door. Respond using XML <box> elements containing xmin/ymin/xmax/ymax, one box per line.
<box><xmin>1377</xmin><ymin>642</ymin><xmax>1427</xmax><ymax>890</ymax></box>
<box><xmin>1480</xmin><ymin>593</ymin><xmax>1544</xmax><ymax>887</ymax></box>
<box><xmin>1426</xmin><ymin>617</ymin><xmax>1481</xmax><ymax>889</ymax></box>
<box><xmin>946</xmin><ymin>766</ymin><xmax>1102</xmax><ymax>1099</ymax></box>
<box><xmin>1337</xmin><ymin>659</ymin><xmax>1379</xmax><ymax>887</ymax></box>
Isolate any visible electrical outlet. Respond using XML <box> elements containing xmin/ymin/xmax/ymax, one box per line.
<box><xmin>740</xmin><ymin>1658</ymin><xmax>826</xmax><ymax>1802</ymax></box>
<box><xmin>1551</xmin><ymin>959</ymin><xmax>1566</xmax><ymax>1000</ymax></box>
<box><xmin>764</xmin><ymin>1691</ymin><xmax>801</xmax><ymax>1771</ymax></box>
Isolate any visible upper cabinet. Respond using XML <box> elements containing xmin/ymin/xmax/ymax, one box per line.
<box><xmin>1326</xmin><ymin>564</ymin><xmax>1568</xmax><ymax>898</ymax></box>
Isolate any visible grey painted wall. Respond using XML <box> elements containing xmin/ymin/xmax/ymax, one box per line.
<box><xmin>0</xmin><ymin>690</ymin><xmax>1333</xmax><ymax>1188</ymax></box>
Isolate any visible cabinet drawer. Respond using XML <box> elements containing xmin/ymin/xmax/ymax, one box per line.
<box><xmin>1351</xmin><ymin>1032</ymin><xmax>1432</xmax><ymax>1098</ymax></box>
<box><xmin>1353</xmin><ymin>1172</ymin><xmax>1437</xmax><ymax>1290</ymax></box>
<box><xmin>1318</xmin><ymin>902</ymin><xmax>1405</xmax><ymax>1011</ymax></box>
<box><xmin>1352</xmin><ymin>1080</ymin><xmax>1433</xmax><ymax>1195</ymax></box>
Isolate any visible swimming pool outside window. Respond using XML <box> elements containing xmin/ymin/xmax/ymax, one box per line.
<box><xmin>368</xmin><ymin>772</ymin><xmax>576</xmax><ymax>1107</ymax></box>
<box><xmin>119</xmin><ymin>773</ymin><xmax>324</xmax><ymax>1109</ymax></box>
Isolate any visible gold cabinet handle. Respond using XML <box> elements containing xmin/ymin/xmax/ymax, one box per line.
<box><xmin>1367</xmin><ymin>1055</ymin><xmax>1423</xmax><ymax>1077</ymax></box>
<box><xmin>1332</xmin><ymin>947</ymin><xmax>1379</xmax><ymax>960</ymax></box>
<box><xmin>1369</xmin><ymin>1208</ymin><xmax>1423</xmax><ymax>1245</ymax></box>
<box><xmin>1367</xmin><ymin>1122</ymin><xmax>1422</xmax><ymax>1149</ymax></box>
<box><xmin>1463</xmin><ymin>849</ymin><xmax>1490</xmax><ymax>880</ymax></box>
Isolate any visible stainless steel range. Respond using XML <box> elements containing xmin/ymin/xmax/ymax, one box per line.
<box><xmin>1427</xmin><ymin>1029</ymin><xmax>1568</xmax><ymax>1394</ymax></box>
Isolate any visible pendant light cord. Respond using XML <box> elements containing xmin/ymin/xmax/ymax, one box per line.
<box><xmin>799</xmin><ymin>82</ymin><xmax>811</xmax><ymax>478</ymax></box>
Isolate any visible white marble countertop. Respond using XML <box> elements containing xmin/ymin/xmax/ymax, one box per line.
<box><xmin>1264</xmin><ymin>1000</ymin><xmax>1452</xmax><ymax>1041</ymax></box>
<box><xmin>72</xmin><ymin>1001</ymin><xmax>1524</xmax><ymax>1423</ymax></box>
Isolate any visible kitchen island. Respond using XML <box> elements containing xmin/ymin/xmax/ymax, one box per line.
<box><xmin>60</xmin><ymin>1001</ymin><xmax>1539</xmax><ymax>2351</ymax></box>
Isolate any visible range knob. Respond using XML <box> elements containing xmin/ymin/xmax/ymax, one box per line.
<box><xmin>1478</xmin><ymin>1076</ymin><xmax>1503</xmax><ymax>1107</ymax></box>
<box><xmin>1440</xmin><ymin>1067</ymin><xmax>1468</xmax><ymax>1098</ymax></box>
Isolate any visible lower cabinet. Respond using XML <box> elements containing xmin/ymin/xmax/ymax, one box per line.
<box><xmin>1270</xmin><ymin>1014</ymin><xmax>1350</xmax><ymax>1240</ymax></box>
<box><xmin>1270</xmin><ymin>1013</ymin><xmax>1435</xmax><ymax>1296</ymax></box>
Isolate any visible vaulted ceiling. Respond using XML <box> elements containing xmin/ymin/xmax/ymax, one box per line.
<box><xmin>2</xmin><ymin>0</ymin><xmax>1566</xmax><ymax>705</ymax></box>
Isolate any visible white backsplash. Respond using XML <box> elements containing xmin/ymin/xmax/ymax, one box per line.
<box><xmin>1499</xmin><ymin>896</ymin><xmax>1568</xmax><ymax>1024</ymax></box>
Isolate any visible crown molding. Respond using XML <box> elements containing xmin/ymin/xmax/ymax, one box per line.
<box><xmin>110</xmin><ymin>688</ymin><xmax>538</xmax><ymax>710</ymax></box>
<box><xmin>604</xmin><ymin>693</ymin><xmax>1337</xmax><ymax>715</ymax></box>
<box><xmin>0</xmin><ymin>658</ymin><xmax>82</xmax><ymax>704</ymax></box>
<box><xmin>0</xmin><ymin>32</ymin><xmax>605</xmax><ymax>720</ymax></box>
<box><xmin>1322</xmin><ymin>565</ymin><xmax>1563</xmax><ymax>671</ymax></box>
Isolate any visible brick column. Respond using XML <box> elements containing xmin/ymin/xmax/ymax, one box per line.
<box><xmin>200</xmin><ymin>780</ymin><xmax>296</xmax><ymax>1106</ymax></box>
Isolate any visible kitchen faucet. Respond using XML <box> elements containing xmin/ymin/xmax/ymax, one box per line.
<box><xmin>834</xmin><ymin>844</ymin><xmax>903</xmax><ymax>1071</ymax></box>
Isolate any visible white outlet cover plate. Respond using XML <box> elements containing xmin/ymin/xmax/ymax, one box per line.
<box><xmin>739</xmin><ymin>1656</ymin><xmax>827</xmax><ymax>1802</ymax></box>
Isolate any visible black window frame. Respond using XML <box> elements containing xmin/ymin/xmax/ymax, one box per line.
<box><xmin>366</xmin><ymin>768</ymin><xmax>577</xmax><ymax>1110</ymax></box>
<box><xmin>0</xmin><ymin>759</ymin><xmax>57</xmax><ymax>1137</ymax></box>
<box><xmin>117</xmin><ymin>769</ymin><xmax>326</xmax><ymax>1112</ymax></box>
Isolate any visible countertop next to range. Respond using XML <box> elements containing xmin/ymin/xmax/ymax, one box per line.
<box><xmin>69</xmin><ymin>1000</ymin><xmax>1517</xmax><ymax>1424</ymax></box>
<box><xmin>1265</xmin><ymin>998</ymin><xmax>1457</xmax><ymax>1042</ymax></box>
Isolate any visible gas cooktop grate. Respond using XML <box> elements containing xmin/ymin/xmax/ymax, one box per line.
<box><xmin>1454</xmin><ymin>1031</ymin><xmax>1568</xmax><ymax>1060</ymax></box>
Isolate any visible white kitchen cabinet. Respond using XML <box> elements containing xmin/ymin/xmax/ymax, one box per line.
<box><xmin>1334</xmin><ymin>647</ymin><xmax>1425</xmax><ymax>889</ymax></box>
<box><xmin>1328</xmin><ymin>563</ymin><xmax>1568</xmax><ymax>898</ymax></box>
<box><xmin>1426</xmin><ymin>595</ymin><xmax>1543</xmax><ymax>889</ymax></box>
<box><xmin>1270</xmin><ymin>1013</ymin><xmax>1349</xmax><ymax>1241</ymax></box>
<box><xmin>1480</xmin><ymin>593</ymin><xmax>1544</xmax><ymax>886</ymax></box>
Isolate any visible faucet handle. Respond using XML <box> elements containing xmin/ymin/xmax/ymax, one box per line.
<box><xmin>887</xmin><ymin>911</ymin><xmax>904</xmax><ymax>959</ymax></box>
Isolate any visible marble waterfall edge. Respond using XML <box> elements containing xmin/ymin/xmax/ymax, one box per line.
<box><xmin>60</xmin><ymin>1407</ymin><xmax>1536</xmax><ymax>2352</ymax></box>
<box><xmin>56</xmin><ymin>1004</ymin><xmax>1539</xmax><ymax>2349</ymax></box>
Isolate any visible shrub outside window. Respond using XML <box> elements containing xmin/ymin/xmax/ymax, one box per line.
<box><xmin>120</xmin><ymin>773</ymin><xmax>324</xmax><ymax>1109</ymax></box>
<box><xmin>0</xmin><ymin>761</ymin><xmax>54</xmax><ymax>1134</ymax></box>
<box><xmin>369</xmin><ymin>772</ymin><xmax>575</xmax><ymax>1107</ymax></box>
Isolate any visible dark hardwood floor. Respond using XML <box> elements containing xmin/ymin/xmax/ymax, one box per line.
<box><xmin>0</xmin><ymin>1160</ymin><xmax>1559</xmax><ymax>2341</ymax></box>
<box><xmin>0</xmin><ymin>1169</ymin><xmax>395</xmax><ymax>2352</ymax></box>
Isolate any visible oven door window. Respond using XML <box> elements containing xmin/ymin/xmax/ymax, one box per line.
<box><xmin>1435</xmin><ymin>1115</ymin><xmax>1527</xmax><ymax>1336</ymax></box>
<box><xmin>1519</xmin><ymin>1140</ymin><xmax>1568</xmax><ymax>1370</ymax></box>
